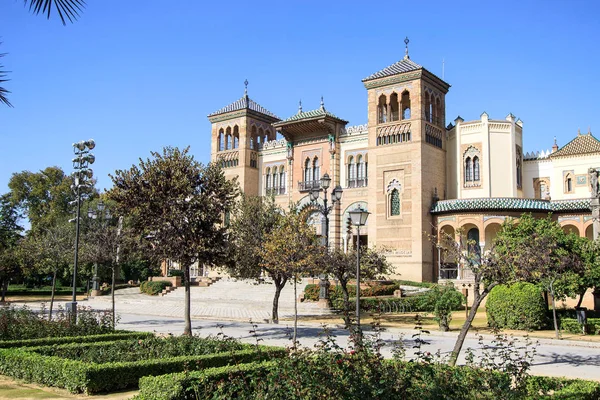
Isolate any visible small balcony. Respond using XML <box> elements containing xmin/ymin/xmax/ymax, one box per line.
<box><xmin>347</xmin><ymin>178</ymin><xmax>368</xmax><ymax>188</ymax></box>
<box><xmin>298</xmin><ymin>180</ymin><xmax>322</xmax><ymax>192</ymax></box>
<box><xmin>265</xmin><ymin>186</ymin><xmax>286</xmax><ymax>196</ymax></box>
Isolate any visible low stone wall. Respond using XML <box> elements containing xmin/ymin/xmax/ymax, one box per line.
<box><xmin>149</xmin><ymin>276</ymin><xmax>182</xmax><ymax>288</ymax></box>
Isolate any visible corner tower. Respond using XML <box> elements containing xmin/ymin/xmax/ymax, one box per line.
<box><xmin>208</xmin><ymin>81</ymin><xmax>280</xmax><ymax>196</ymax></box>
<box><xmin>362</xmin><ymin>39</ymin><xmax>450</xmax><ymax>281</ymax></box>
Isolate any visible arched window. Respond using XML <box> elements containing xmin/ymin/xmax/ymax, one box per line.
<box><xmin>425</xmin><ymin>92</ymin><xmax>432</xmax><ymax>123</ymax></box>
<box><xmin>357</xmin><ymin>155</ymin><xmax>365</xmax><ymax>186</ymax></box>
<box><xmin>279</xmin><ymin>166</ymin><xmax>286</xmax><ymax>194</ymax></box>
<box><xmin>225</xmin><ymin>127</ymin><xmax>232</xmax><ymax>150</ymax></box>
<box><xmin>390</xmin><ymin>93</ymin><xmax>399</xmax><ymax>121</ymax></box>
<box><xmin>272</xmin><ymin>168</ymin><xmax>278</xmax><ymax>193</ymax></box>
<box><xmin>467</xmin><ymin>228</ymin><xmax>481</xmax><ymax>258</ymax></box>
<box><xmin>265</xmin><ymin>167</ymin><xmax>271</xmax><ymax>191</ymax></box>
<box><xmin>250</xmin><ymin>126</ymin><xmax>257</xmax><ymax>150</ymax></box>
<box><xmin>218</xmin><ymin>129</ymin><xmax>225</xmax><ymax>151</ymax></box>
<box><xmin>304</xmin><ymin>158</ymin><xmax>311</xmax><ymax>183</ymax></box>
<box><xmin>233</xmin><ymin>126</ymin><xmax>239</xmax><ymax>149</ymax></box>
<box><xmin>516</xmin><ymin>153</ymin><xmax>523</xmax><ymax>188</ymax></box>
<box><xmin>378</xmin><ymin>95</ymin><xmax>387</xmax><ymax>124</ymax></box>
<box><xmin>435</xmin><ymin>97</ymin><xmax>442</xmax><ymax>125</ymax></box>
<box><xmin>465</xmin><ymin>157</ymin><xmax>473</xmax><ymax>182</ymax></box>
<box><xmin>312</xmin><ymin>157</ymin><xmax>320</xmax><ymax>182</ymax></box>
<box><xmin>473</xmin><ymin>156</ymin><xmax>480</xmax><ymax>181</ymax></box>
<box><xmin>401</xmin><ymin>91</ymin><xmax>411</xmax><ymax>120</ymax></box>
<box><xmin>566</xmin><ymin>176</ymin><xmax>573</xmax><ymax>193</ymax></box>
<box><xmin>390</xmin><ymin>189</ymin><xmax>400</xmax><ymax>216</ymax></box>
<box><xmin>348</xmin><ymin>156</ymin><xmax>356</xmax><ymax>187</ymax></box>
<box><xmin>258</xmin><ymin>128</ymin><xmax>264</xmax><ymax>146</ymax></box>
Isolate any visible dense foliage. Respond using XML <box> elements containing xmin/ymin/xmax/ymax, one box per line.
<box><xmin>303</xmin><ymin>282</ymin><xmax>399</xmax><ymax>302</ymax></box>
<box><xmin>0</xmin><ymin>306</ymin><xmax>114</xmax><ymax>340</ymax></box>
<box><xmin>486</xmin><ymin>283</ymin><xmax>548</xmax><ymax>331</ymax></box>
<box><xmin>0</xmin><ymin>332</ymin><xmax>152</xmax><ymax>349</ymax></box>
<box><xmin>560</xmin><ymin>317</ymin><xmax>600</xmax><ymax>335</ymax></box>
<box><xmin>136</xmin><ymin>349</ymin><xmax>600</xmax><ymax>400</ymax></box>
<box><xmin>140</xmin><ymin>280</ymin><xmax>172</xmax><ymax>296</ymax></box>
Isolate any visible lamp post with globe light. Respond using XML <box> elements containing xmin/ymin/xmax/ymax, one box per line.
<box><xmin>308</xmin><ymin>173</ymin><xmax>343</xmax><ymax>305</ymax></box>
<box><xmin>67</xmin><ymin>139</ymin><xmax>95</xmax><ymax>320</ymax></box>
<box><xmin>348</xmin><ymin>205</ymin><xmax>370</xmax><ymax>329</ymax></box>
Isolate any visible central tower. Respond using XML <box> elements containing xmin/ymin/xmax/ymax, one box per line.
<box><xmin>362</xmin><ymin>39</ymin><xmax>450</xmax><ymax>281</ymax></box>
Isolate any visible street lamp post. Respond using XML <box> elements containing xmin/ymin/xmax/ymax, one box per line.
<box><xmin>67</xmin><ymin>139</ymin><xmax>95</xmax><ymax>320</ymax></box>
<box><xmin>309</xmin><ymin>173</ymin><xmax>343</xmax><ymax>304</ymax></box>
<box><xmin>348</xmin><ymin>205</ymin><xmax>370</xmax><ymax>329</ymax></box>
<box><xmin>88</xmin><ymin>200</ymin><xmax>111</xmax><ymax>295</ymax></box>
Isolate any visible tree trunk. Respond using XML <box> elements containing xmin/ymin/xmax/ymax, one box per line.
<box><xmin>293</xmin><ymin>274</ymin><xmax>297</xmax><ymax>346</ymax></box>
<box><xmin>183</xmin><ymin>265</ymin><xmax>192</xmax><ymax>336</ymax></box>
<box><xmin>49</xmin><ymin>269</ymin><xmax>57</xmax><ymax>321</ymax></box>
<box><xmin>0</xmin><ymin>279</ymin><xmax>6</xmax><ymax>302</ymax></box>
<box><xmin>271</xmin><ymin>276</ymin><xmax>287</xmax><ymax>324</ymax></box>
<box><xmin>550</xmin><ymin>282</ymin><xmax>560</xmax><ymax>340</ymax></box>
<box><xmin>448</xmin><ymin>283</ymin><xmax>493</xmax><ymax>367</ymax></box>
<box><xmin>111</xmin><ymin>266</ymin><xmax>116</xmax><ymax>330</ymax></box>
<box><xmin>340</xmin><ymin>279</ymin><xmax>351</xmax><ymax>328</ymax></box>
<box><xmin>575</xmin><ymin>289</ymin><xmax>586</xmax><ymax>309</ymax></box>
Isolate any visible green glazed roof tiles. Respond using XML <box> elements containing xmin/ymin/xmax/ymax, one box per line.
<box><xmin>430</xmin><ymin>197</ymin><xmax>591</xmax><ymax>214</ymax></box>
<box><xmin>551</xmin><ymin>134</ymin><xmax>600</xmax><ymax>158</ymax></box>
<box><xmin>362</xmin><ymin>58</ymin><xmax>422</xmax><ymax>82</ymax></box>
<box><xmin>208</xmin><ymin>95</ymin><xmax>279</xmax><ymax>119</ymax></box>
<box><xmin>278</xmin><ymin>108</ymin><xmax>346</xmax><ymax>124</ymax></box>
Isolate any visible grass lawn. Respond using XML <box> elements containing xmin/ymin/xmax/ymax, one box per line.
<box><xmin>0</xmin><ymin>376</ymin><xmax>136</xmax><ymax>400</ymax></box>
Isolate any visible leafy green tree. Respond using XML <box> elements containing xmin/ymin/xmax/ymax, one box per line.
<box><xmin>0</xmin><ymin>194</ymin><xmax>23</xmax><ymax>301</ymax></box>
<box><xmin>22</xmin><ymin>220</ymin><xmax>73</xmax><ymax>318</ymax></box>
<box><xmin>259</xmin><ymin>210</ymin><xmax>322</xmax><ymax>332</ymax></box>
<box><xmin>322</xmin><ymin>246</ymin><xmax>391</xmax><ymax>328</ymax></box>
<box><xmin>494</xmin><ymin>214</ymin><xmax>582</xmax><ymax>339</ymax></box>
<box><xmin>8</xmin><ymin>166</ymin><xmax>82</xmax><ymax>231</ymax></box>
<box><xmin>108</xmin><ymin>147</ymin><xmax>237</xmax><ymax>336</ymax></box>
<box><xmin>560</xmin><ymin>235</ymin><xmax>600</xmax><ymax>309</ymax></box>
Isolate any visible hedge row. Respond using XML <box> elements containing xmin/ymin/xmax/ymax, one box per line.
<box><xmin>304</xmin><ymin>283</ymin><xmax>399</xmax><ymax>302</ymax></box>
<box><xmin>561</xmin><ymin>318</ymin><xmax>600</xmax><ymax>335</ymax></box>
<box><xmin>0</xmin><ymin>346</ymin><xmax>286</xmax><ymax>394</ymax></box>
<box><xmin>135</xmin><ymin>358</ymin><xmax>600</xmax><ymax>400</ymax></box>
<box><xmin>136</xmin><ymin>360</ymin><xmax>277</xmax><ymax>400</ymax></box>
<box><xmin>140</xmin><ymin>281</ymin><xmax>172</xmax><ymax>295</ymax></box>
<box><xmin>332</xmin><ymin>292</ymin><xmax>450</xmax><ymax>313</ymax></box>
<box><xmin>0</xmin><ymin>331</ymin><xmax>152</xmax><ymax>349</ymax></box>
<box><xmin>394</xmin><ymin>280</ymin><xmax>435</xmax><ymax>288</ymax></box>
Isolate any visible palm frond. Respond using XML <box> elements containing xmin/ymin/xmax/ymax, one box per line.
<box><xmin>0</xmin><ymin>49</ymin><xmax>12</xmax><ymax>108</ymax></box>
<box><xmin>25</xmin><ymin>0</ymin><xmax>86</xmax><ymax>25</ymax></box>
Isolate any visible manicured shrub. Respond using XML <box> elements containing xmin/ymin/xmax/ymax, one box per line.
<box><xmin>430</xmin><ymin>285</ymin><xmax>465</xmax><ymax>331</ymax></box>
<box><xmin>0</xmin><ymin>332</ymin><xmax>152</xmax><ymax>348</ymax></box>
<box><xmin>303</xmin><ymin>282</ymin><xmax>399</xmax><ymax>302</ymax></box>
<box><xmin>135</xmin><ymin>350</ymin><xmax>600</xmax><ymax>400</ymax></box>
<box><xmin>394</xmin><ymin>280</ymin><xmax>435</xmax><ymax>288</ymax></box>
<box><xmin>486</xmin><ymin>283</ymin><xmax>548</xmax><ymax>330</ymax></box>
<box><xmin>31</xmin><ymin>335</ymin><xmax>249</xmax><ymax>363</ymax></box>
<box><xmin>140</xmin><ymin>280</ymin><xmax>172</xmax><ymax>295</ymax></box>
<box><xmin>0</xmin><ymin>306</ymin><xmax>114</xmax><ymax>341</ymax></box>
<box><xmin>560</xmin><ymin>317</ymin><xmax>600</xmax><ymax>335</ymax></box>
<box><xmin>0</xmin><ymin>340</ymin><xmax>285</xmax><ymax>394</ymax></box>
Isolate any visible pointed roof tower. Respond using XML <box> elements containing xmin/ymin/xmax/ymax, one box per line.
<box><xmin>208</xmin><ymin>80</ymin><xmax>280</xmax><ymax>122</ymax></box>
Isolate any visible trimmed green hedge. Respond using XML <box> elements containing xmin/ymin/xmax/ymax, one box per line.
<box><xmin>0</xmin><ymin>345</ymin><xmax>286</xmax><ymax>394</ymax></box>
<box><xmin>135</xmin><ymin>357</ymin><xmax>600</xmax><ymax>400</ymax></box>
<box><xmin>136</xmin><ymin>360</ymin><xmax>277</xmax><ymax>400</ymax></box>
<box><xmin>0</xmin><ymin>331</ymin><xmax>152</xmax><ymax>349</ymax></box>
<box><xmin>486</xmin><ymin>283</ymin><xmax>548</xmax><ymax>330</ymax></box>
<box><xmin>140</xmin><ymin>280</ymin><xmax>172</xmax><ymax>295</ymax></box>
<box><xmin>304</xmin><ymin>282</ymin><xmax>399</xmax><ymax>302</ymax></box>
<box><xmin>561</xmin><ymin>317</ymin><xmax>600</xmax><ymax>335</ymax></box>
<box><xmin>394</xmin><ymin>280</ymin><xmax>435</xmax><ymax>288</ymax></box>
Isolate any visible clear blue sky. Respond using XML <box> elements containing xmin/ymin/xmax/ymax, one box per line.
<box><xmin>1</xmin><ymin>0</ymin><xmax>599</xmax><ymax>194</ymax></box>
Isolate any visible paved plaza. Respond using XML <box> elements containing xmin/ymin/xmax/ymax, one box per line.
<box><xmin>18</xmin><ymin>279</ymin><xmax>600</xmax><ymax>382</ymax></box>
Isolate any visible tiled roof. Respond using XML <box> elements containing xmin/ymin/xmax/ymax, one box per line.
<box><xmin>430</xmin><ymin>197</ymin><xmax>591</xmax><ymax>214</ymax></box>
<box><xmin>362</xmin><ymin>58</ymin><xmax>422</xmax><ymax>82</ymax></box>
<box><xmin>208</xmin><ymin>95</ymin><xmax>279</xmax><ymax>119</ymax></box>
<box><xmin>551</xmin><ymin>134</ymin><xmax>600</xmax><ymax>158</ymax></box>
<box><xmin>278</xmin><ymin>108</ymin><xmax>346</xmax><ymax>124</ymax></box>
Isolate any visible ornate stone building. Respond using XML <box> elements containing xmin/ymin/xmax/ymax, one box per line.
<box><xmin>207</xmin><ymin>46</ymin><xmax>600</xmax><ymax>283</ymax></box>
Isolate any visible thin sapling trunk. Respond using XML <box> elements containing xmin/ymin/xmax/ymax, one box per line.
<box><xmin>49</xmin><ymin>268</ymin><xmax>57</xmax><ymax>320</ymax></box>
<box><xmin>183</xmin><ymin>264</ymin><xmax>192</xmax><ymax>336</ymax></box>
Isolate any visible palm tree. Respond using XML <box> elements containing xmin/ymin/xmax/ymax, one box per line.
<box><xmin>1</xmin><ymin>0</ymin><xmax>85</xmax><ymax>107</ymax></box>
